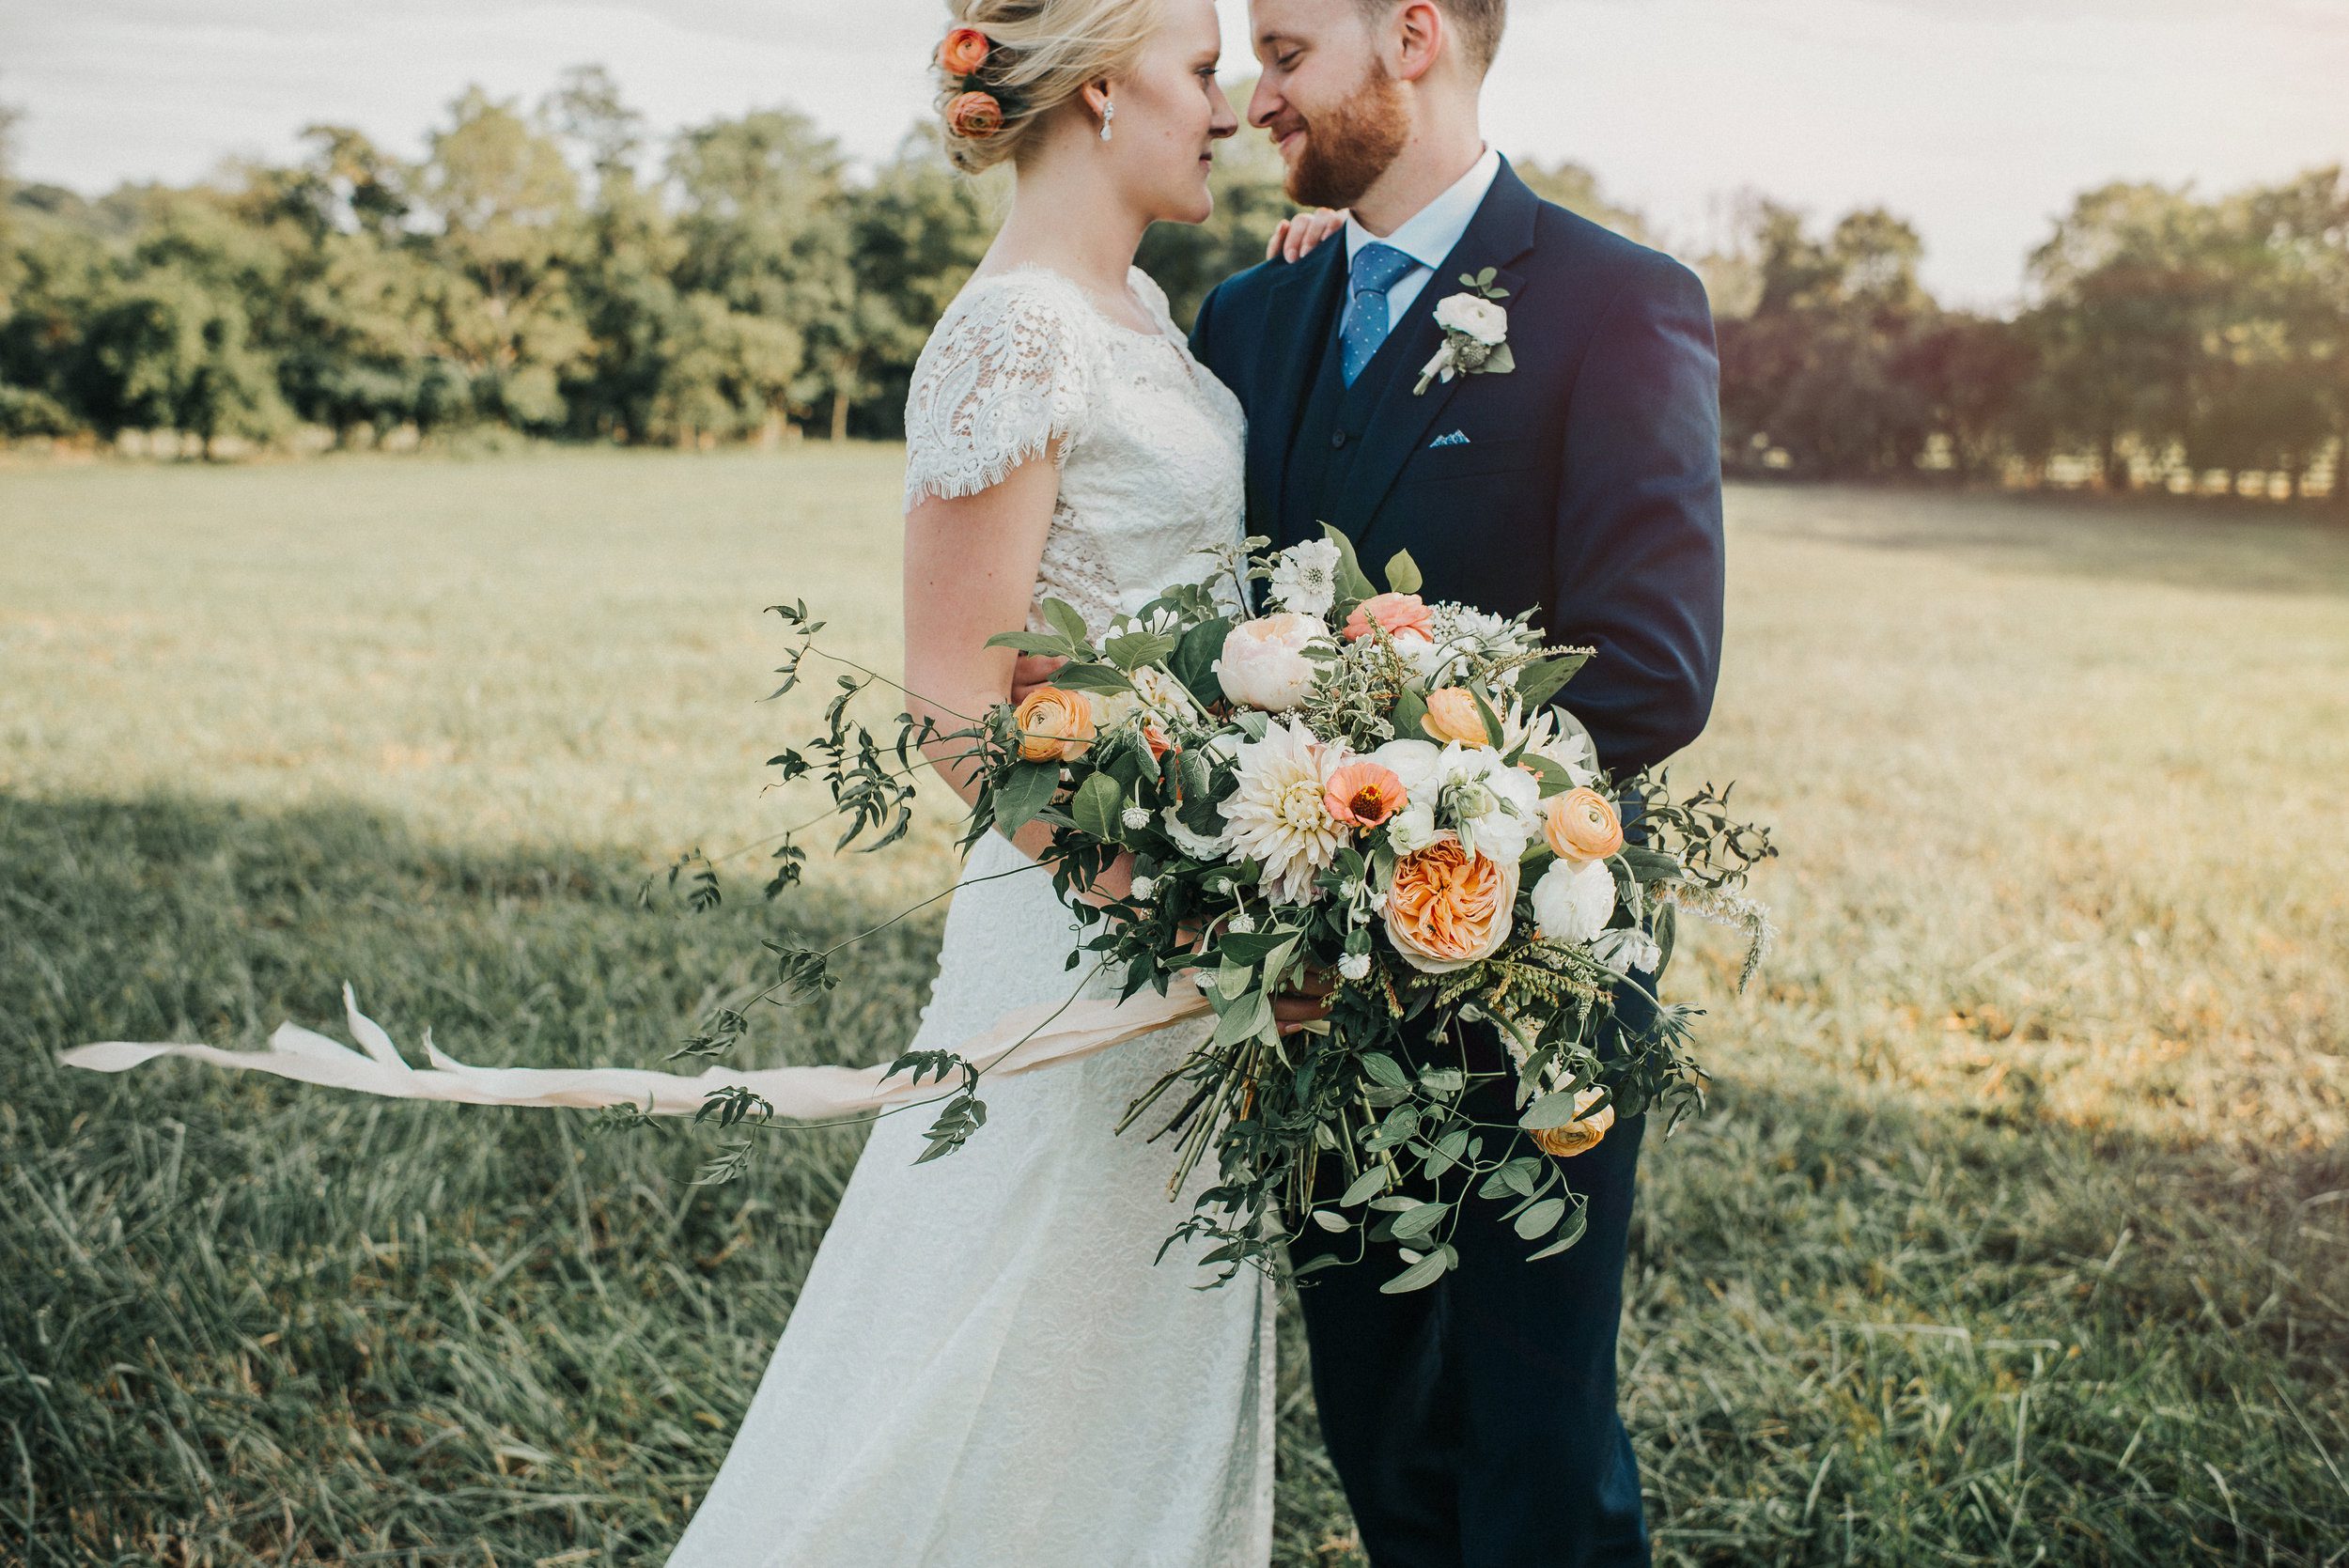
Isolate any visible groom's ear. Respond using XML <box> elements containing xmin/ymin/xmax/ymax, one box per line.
<box><xmin>1392</xmin><ymin>0</ymin><xmax>1447</xmax><ymax>84</ymax></box>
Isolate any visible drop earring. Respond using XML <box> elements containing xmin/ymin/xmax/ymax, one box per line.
<box><xmin>1100</xmin><ymin>98</ymin><xmax>1114</xmax><ymax>142</ymax></box>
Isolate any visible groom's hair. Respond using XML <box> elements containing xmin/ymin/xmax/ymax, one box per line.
<box><xmin>1361</xmin><ymin>0</ymin><xmax>1505</xmax><ymax>75</ymax></box>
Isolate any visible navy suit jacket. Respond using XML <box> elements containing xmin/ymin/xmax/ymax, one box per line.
<box><xmin>1190</xmin><ymin>157</ymin><xmax>1726</xmax><ymax>778</ymax></box>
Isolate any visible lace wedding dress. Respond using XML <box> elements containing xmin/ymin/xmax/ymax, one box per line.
<box><xmin>666</xmin><ymin>264</ymin><xmax>1274</xmax><ymax>1568</ymax></box>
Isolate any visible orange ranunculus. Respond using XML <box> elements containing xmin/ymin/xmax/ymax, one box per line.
<box><xmin>939</xmin><ymin>26</ymin><xmax>991</xmax><ymax>76</ymax></box>
<box><xmin>1542</xmin><ymin>786</ymin><xmax>1624</xmax><ymax>862</ymax></box>
<box><xmin>945</xmin><ymin>90</ymin><xmax>1005</xmax><ymax>140</ymax></box>
<box><xmin>1384</xmin><ymin>831</ymin><xmax>1519</xmax><ymax>973</ymax></box>
<box><xmin>1341</xmin><ymin>591</ymin><xmax>1435</xmax><ymax>643</ymax></box>
<box><xmin>1323</xmin><ymin>760</ymin><xmax>1406</xmax><ymax>828</ymax></box>
<box><xmin>1013</xmin><ymin>685</ymin><xmax>1094</xmax><ymax>763</ymax></box>
<box><xmin>1142</xmin><ymin>722</ymin><xmax>1174</xmax><ymax>761</ymax></box>
<box><xmin>1420</xmin><ymin>687</ymin><xmax>1490</xmax><ymax>747</ymax></box>
<box><xmin>1529</xmin><ymin>1087</ymin><xmax>1615</xmax><ymax>1157</ymax></box>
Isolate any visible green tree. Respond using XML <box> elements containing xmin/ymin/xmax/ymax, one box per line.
<box><xmin>666</xmin><ymin>109</ymin><xmax>847</xmax><ymax>434</ymax></box>
<box><xmin>413</xmin><ymin>87</ymin><xmax>590</xmax><ymax>429</ymax></box>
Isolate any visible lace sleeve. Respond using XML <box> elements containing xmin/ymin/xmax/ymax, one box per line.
<box><xmin>903</xmin><ymin>272</ymin><xmax>1097</xmax><ymax>509</ymax></box>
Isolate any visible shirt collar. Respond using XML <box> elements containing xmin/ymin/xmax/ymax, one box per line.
<box><xmin>1343</xmin><ymin>145</ymin><xmax>1502</xmax><ymax>274</ymax></box>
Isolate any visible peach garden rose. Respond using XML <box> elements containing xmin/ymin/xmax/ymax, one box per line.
<box><xmin>1384</xmin><ymin>831</ymin><xmax>1519</xmax><ymax>973</ymax></box>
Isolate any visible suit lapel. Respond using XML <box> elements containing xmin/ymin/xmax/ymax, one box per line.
<box><xmin>1331</xmin><ymin>160</ymin><xmax>1542</xmax><ymax>549</ymax></box>
<box><xmin>1249</xmin><ymin>241</ymin><xmax>1346</xmax><ymax>542</ymax></box>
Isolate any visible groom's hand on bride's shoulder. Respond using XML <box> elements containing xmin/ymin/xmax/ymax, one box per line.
<box><xmin>1268</xmin><ymin>209</ymin><xmax>1346</xmax><ymax>264</ymax></box>
<box><xmin>1007</xmin><ymin>652</ymin><xmax>1066</xmax><ymax>706</ymax></box>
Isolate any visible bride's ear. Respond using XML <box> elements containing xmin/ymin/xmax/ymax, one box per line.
<box><xmin>1078</xmin><ymin>78</ymin><xmax>1113</xmax><ymax>132</ymax></box>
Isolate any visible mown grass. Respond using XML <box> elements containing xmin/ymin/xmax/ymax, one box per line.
<box><xmin>4</xmin><ymin>448</ymin><xmax>2346</xmax><ymax>1565</ymax></box>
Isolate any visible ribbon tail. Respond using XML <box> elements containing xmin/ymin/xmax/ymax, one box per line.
<box><xmin>56</xmin><ymin>986</ymin><xmax>1217</xmax><ymax>1121</ymax></box>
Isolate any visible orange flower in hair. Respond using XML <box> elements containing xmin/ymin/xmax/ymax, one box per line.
<box><xmin>939</xmin><ymin>26</ymin><xmax>991</xmax><ymax>77</ymax></box>
<box><xmin>945</xmin><ymin>90</ymin><xmax>1005</xmax><ymax>140</ymax></box>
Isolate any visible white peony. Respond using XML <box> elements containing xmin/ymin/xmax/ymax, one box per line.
<box><xmin>1213</xmin><ymin>613</ymin><xmax>1327</xmax><ymax>713</ymax></box>
<box><xmin>1218</xmin><ymin>719</ymin><xmax>1348</xmax><ymax>905</ymax></box>
<box><xmin>1265</xmin><ymin>539</ymin><xmax>1342</xmax><ymax>619</ymax></box>
<box><xmin>1532</xmin><ymin>857</ymin><xmax>1617</xmax><ymax>944</ymax></box>
<box><xmin>1591</xmin><ymin>925</ymin><xmax>1663</xmax><ymax>976</ymax></box>
<box><xmin>1433</xmin><ymin>292</ymin><xmax>1508</xmax><ymax>345</ymax></box>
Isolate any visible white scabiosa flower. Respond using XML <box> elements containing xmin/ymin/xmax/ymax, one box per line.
<box><xmin>1264</xmin><ymin>539</ymin><xmax>1342</xmax><ymax>619</ymax></box>
<box><xmin>1128</xmin><ymin>874</ymin><xmax>1157</xmax><ymax>900</ymax></box>
<box><xmin>1337</xmin><ymin>951</ymin><xmax>1372</xmax><ymax>982</ymax></box>
<box><xmin>1218</xmin><ymin>719</ymin><xmax>1347</xmax><ymax>905</ymax></box>
<box><xmin>1120</xmin><ymin>805</ymin><xmax>1151</xmax><ymax>831</ymax></box>
<box><xmin>1532</xmin><ymin>857</ymin><xmax>1617</xmax><ymax>944</ymax></box>
<box><xmin>1227</xmin><ymin>910</ymin><xmax>1257</xmax><ymax>935</ymax></box>
<box><xmin>1213</xmin><ymin>612</ymin><xmax>1328</xmax><ymax>713</ymax></box>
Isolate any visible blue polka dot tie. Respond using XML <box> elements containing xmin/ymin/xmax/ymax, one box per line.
<box><xmin>1340</xmin><ymin>241</ymin><xmax>1419</xmax><ymax>388</ymax></box>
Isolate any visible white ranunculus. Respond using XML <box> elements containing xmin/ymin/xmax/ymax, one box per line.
<box><xmin>1532</xmin><ymin>857</ymin><xmax>1617</xmax><ymax>944</ymax></box>
<box><xmin>1265</xmin><ymin>539</ymin><xmax>1342</xmax><ymax>619</ymax></box>
<box><xmin>1433</xmin><ymin>292</ymin><xmax>1508</xmax><ymax>346</ymax></box>
<box><xmin>1386</xmin><ymin>798</ymin><xmax>1440</xmax><ymax>855</ymax></box>
<box><xmin>1213</xmin><ymin>612</ymin><xmax>1326</xmax><ymax>713</ymax></box>
<box><xmin>1590</xmin><ymin>925</ymin><xmax>1663</xmax><ymax>976</ymax></box>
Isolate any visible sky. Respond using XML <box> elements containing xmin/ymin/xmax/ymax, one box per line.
<box><xmin>4</xmin><ymin>0</ymin><xmax>2345</xmax><ymax>309</ymax></box>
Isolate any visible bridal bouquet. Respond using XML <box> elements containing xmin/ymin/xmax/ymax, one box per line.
<box><xmin>712</xmin><ymin>529</ymin><xmax>1772</xmax><ymax>1293</ymax></box>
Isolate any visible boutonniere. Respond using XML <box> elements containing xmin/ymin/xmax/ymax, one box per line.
<box><xmin>1414</xmin><ymin>269</ymin><xmax>1514</xmax><ymax>396</ymax></box>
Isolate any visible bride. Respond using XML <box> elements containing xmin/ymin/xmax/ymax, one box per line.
<box><xmin>667</xmin><ymin>2</ymin><xmax>1328</xmax><ymax>1562</ymax></box>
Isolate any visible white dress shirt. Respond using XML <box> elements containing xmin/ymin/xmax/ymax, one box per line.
<box><xmin>1341</xmin><ymin>144</ymin><xmax>1503</xmax><ymax>326</ymax></box>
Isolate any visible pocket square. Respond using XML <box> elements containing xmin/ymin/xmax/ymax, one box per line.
<box><xmin>1427</xmin><ymin>429</ymin><xmax>1470</xmax><ymax>448</ymax></box>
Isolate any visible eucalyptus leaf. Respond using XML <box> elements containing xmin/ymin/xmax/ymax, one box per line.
<box><xmin>1513</xmin><ymin>1196</ymin><xmax>1566</xmax><ymax>1240</ymax></box>
<box><xmin>1525</xmin><ymin>1203</ymin><xmax>1589</xmax><ymax>1260</ymax></box>
<box><xmin>1391</xmin><ymin>1201</ymin><xmax>1449</xmax><ymax>1241</ymax></box>
<box><xmin>1383</xmin><ymin>550</ymin><xmax>1423</xmax><ymax>596</ymax></box>
<box><xmin>1340</xmin><ymin>1165</ymin><xmax>1392</xmax><ymax>1206</ymax></box>
<box><xmin>1379</xmin><ymin>1250</ymin><xmax>1451</xmax><ymax>1295</ymax></box>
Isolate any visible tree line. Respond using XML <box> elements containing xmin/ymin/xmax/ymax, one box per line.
<box><xmin>0</xmin><ymin>71</ymin><xmax>2341</xmax><ymax>505</ymax></box>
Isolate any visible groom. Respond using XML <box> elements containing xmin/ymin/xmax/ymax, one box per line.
<box><xmin>1191</xmin><ymin>2</ymin><xmax>1724</xmax><ymax>1563</ymax></box>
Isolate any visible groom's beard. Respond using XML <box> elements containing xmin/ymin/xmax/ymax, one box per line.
<box><xmin>1282</xmin><ymin>63</ymin><xmax>1410</xmax><ymax>210</ymax></box>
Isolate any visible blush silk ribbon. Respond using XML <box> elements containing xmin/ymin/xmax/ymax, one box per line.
<box><xmin>56</xmin><ymin>982</ymin><xmax>1214</xmax><ymax>1119</ymax></box>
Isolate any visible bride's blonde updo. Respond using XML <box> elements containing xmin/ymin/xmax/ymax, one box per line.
<box><xmin>932</xmin><ymin>0</ymin><xmax>1168</xmax><ymax>174</ymax></box>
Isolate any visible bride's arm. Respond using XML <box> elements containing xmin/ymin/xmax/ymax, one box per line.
<box><xmin>902</xmin><ymin>449</ymin><xmax>1129</xmax><ymax>899</ymax></box>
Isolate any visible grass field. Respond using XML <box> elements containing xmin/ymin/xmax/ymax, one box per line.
<box><xmin>5</xmin><ymin>447</ymin><xmax>2347</xmax><ymax>1566</ymax></box>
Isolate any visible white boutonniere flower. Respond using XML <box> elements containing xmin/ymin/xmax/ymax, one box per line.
<box><xmin>1414</xmin><ymin>269</ymin><xmax>1516</xmax><ymax>396</ymax></box>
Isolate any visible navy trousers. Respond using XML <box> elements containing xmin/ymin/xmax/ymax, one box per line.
<box><xmin>1289</xmin><ymin>1021</ymin><xmax>1651</xmax><ymax>1568</ymax></box>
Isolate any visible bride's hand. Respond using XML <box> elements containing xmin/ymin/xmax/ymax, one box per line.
<box><xmin>1009</xmin><ymin>651</ymin><xmax>1066</xmax><ymax>707</ymax></box>
<box><xmin>1268</xmin><ymin>208</ymin><xmax>1346</xmax><ymax>264</ymax></box>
